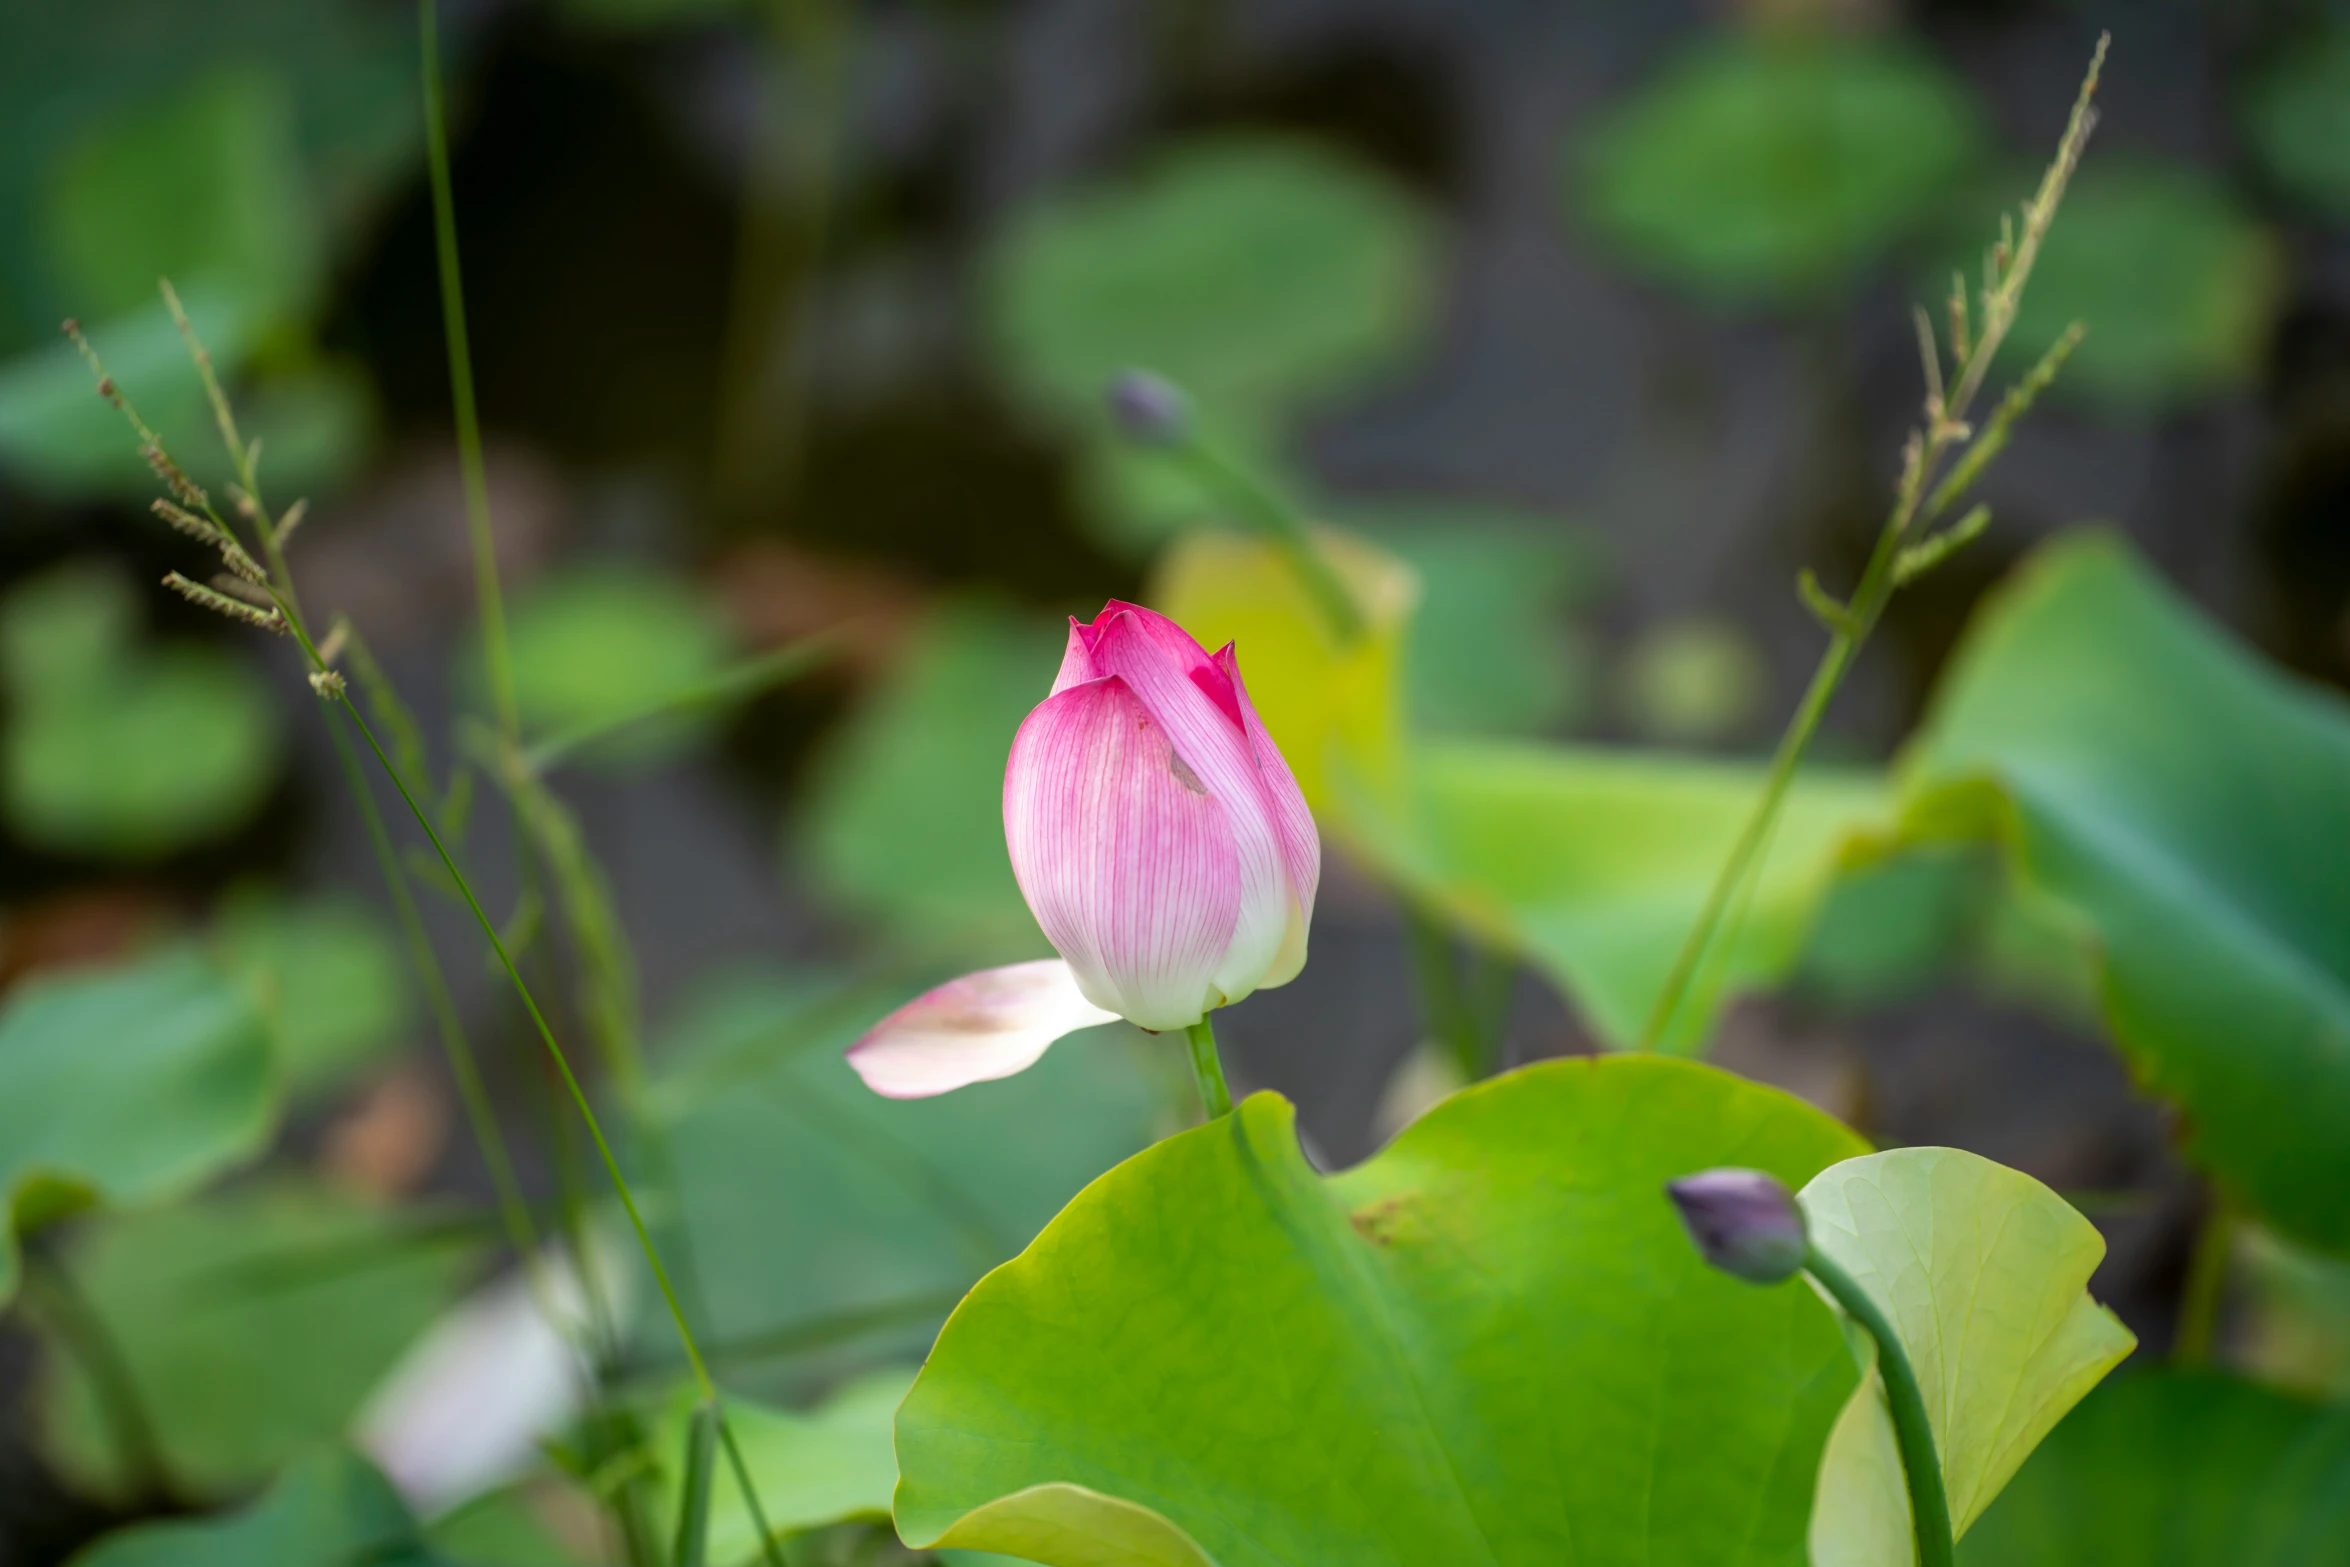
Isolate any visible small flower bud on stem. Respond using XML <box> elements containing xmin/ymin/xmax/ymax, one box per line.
<box><xmin>1665</xmin><ymin>1169</ymin><xmax>1955</xmax><ymax>1567</ymax></box>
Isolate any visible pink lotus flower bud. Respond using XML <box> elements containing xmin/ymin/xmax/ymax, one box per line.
<box><xmin>846</xmin><ymin>601</ymin><xmax>1319</xmax><ymax>1098</ymax></box>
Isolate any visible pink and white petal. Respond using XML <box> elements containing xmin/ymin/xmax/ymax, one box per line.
<box><xmin>1215</xmin><ymin>642</ymin><xmax>1321</xmax><ymax>925</ymax></box>
<box><xmin>845</xmin><ymin>960</ymin><xmax>1121</xmax><ymax>1098</ymax></box>
<box><xmin>1048</xmin><ymin>618</ymin><xmax>1103</xmax><ymax>697</ymax></box>
<box><xmin>1095</xmin><ymin>600</ymin><xmax>1243</xmax><ymax>728</ymax></box>
<box><xmin>1003</xmin><ymin>675</ymin><xmax>1241</xmax><ymax>1030</ymax></box>
<box><xmin>1084</xmin><ymin>614</ymin><xmax>1290</xmax><ymax>1007</ymax></box>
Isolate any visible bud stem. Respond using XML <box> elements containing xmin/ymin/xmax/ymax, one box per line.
<box><xmin>1804</xmin><ymin>1247</ymin><xmax>1955</xmax><ymax>1567</ymax></box>
<box><xmin>1184</xmin><ymin>1016</ymin><xmax>1234</xmax><ymax>1120</ymax></box>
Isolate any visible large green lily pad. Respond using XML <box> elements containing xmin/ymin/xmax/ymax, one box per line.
<box><xmin>215</xmin><ymin>892</ymin><xmax>411</xmax><ymax>1096</ymax></box>
<box><xmin>41</xmin><ymin>1185</ymin><xmax>481</xmax><ymax>1499</ymax></box>
<box><xmin>1899</xmin><ymin>533</ymin><xmax>2350</xmax><ymax>1254</ymax></box>
<box><xmin>1959</xmin><ymin>1370</ymin><xmax>2350</xmax><ymax>1565</ymax></box>
<box><xmin>896</xmin><ymin>1056</ymin><xmax>1872</xmax><ymax>1565</ymax></box>
<box><xmin>1802</xmin><ymin>1147</ymin><xmax>2135</xmax><ymax>1566</ymax></box>
<box><xmin>0</xmin><ymin>947</ymin><xmax>275</xmax><ymax>1307</ymax></box>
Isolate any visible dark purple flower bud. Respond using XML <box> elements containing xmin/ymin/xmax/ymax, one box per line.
<box><xmin>1666</xmin><ymin>1167</ymin><xmax>1808</xmax><ymax>1285</ymax></box>
<box><xmin>1106</xmin><ymin>369</ymin><xmax>1190</xmax><ymax>446</ymax></box>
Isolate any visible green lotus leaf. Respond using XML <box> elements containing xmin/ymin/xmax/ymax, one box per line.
<box><xmin>1801</xmin><ymin>1147</ymin><xmax>2136</xmax><ymax>1567</ymax></box>
<box><xmin>1960</xmin><ymin>1370</ymin><xmax>2350</xmax><ymax>1564</ymax></box>
<box><xmin>40</xmin><ymin>1184</ymin><xmax>480</xmax><ymax>1499</ymax></box>
<box><xmin>1899</xmin><ymin>533</ymin><xmax>2350</xmax><ymax>1254</ymax></box>
<box><xmin>1373</xmin><ymin>741</ymin><xmax>1887</xmax><ymax>1051</ymax></box>
<box><xmin>1576</xmin><ymin>36</ymin><xmax>1983</xmax><ymax>304</ymax></box>
<box><xmin>896</xmin><ymin>1056</ymin><xmax>1871</xmax><ymax>1566</ymax></box>
<box><xmin>67</xmin><ymin>1447</ymin><xmax>450</xmax><ymax>1567</ymax></box>
<box><xmin>0</xmin><ymin>947</ymin><xmax>276</xmax><ymax>1307</ymax></box>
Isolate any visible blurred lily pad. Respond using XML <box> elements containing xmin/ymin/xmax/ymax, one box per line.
<box><xmin>0</xmin><ymin>0</ymin><xmax>419</xmax><ymax>354</ymax></box>
<box><xmin>0</xmin><ymin>948</ymin><xmax>275</xmax><ymax>1307</ymax></box>
<box><xmin>1959</xmin><ymin>1371</ymin><xmax>2350</xmax><ymax>1565</ymax></box>
<box><xmin>634</xmin><ymin>967</ymin><xmax>1159</xmax><ymax>1385</ymax></box>
<box><xmin>1337</xmin><ymin>497</ymin><xmax>1602</xmax><ymax>738</ymax></box>
<box><xmin>41</xmin><ymin>69</ymin><xmax>322</xmax><ymax>332</ymax></box>
<box><xmin>70</xmin><ymin>1447</ymin><xmax>452</xmax><ymax>1567</ymax></box>
<box><xmin>216</xmin><ymin>893</ymin><xmax>411</xmax><ymax>1097</ymax></box>
<box><xmin>985</xmin><ymin>137</ymin><xmax>1436</xmax><ymax>550</ymax></box>
<box><xmin>0</xmin><ymin>286</ymin><xmax>260</xmax><ymax>500</ymax></box>
<box><xmin>495</xmin><ymin>566</ymin><xmax>738</xmax><ymax>767</ymax></box>
<box><xmin>1577</xmin><ymin>36</ymin><xmax>1984</xmax><ymax>304</ymax></box>
<box><xmin>1955</xmin><ymin>162</ymin><xmax>2281</xmax><ymax>413</ymax></box>
<box><xmin>41</xmin><ymin>1185</ymin><xmax>482</xmax><ymax>1499</ymax></box>
<box><xmin>0</xmin><ymin>562</ymin><xmax>282</xmax><ymax>859</ymax></box>
<box><xmin>2242</xmin><ymin>27</ymin><xmax>2350</xmax><ymax>223</ymax></box>
<box><xmin>798</xmin><ymin>602</ymin><xmax>1063</xmax><ymax>959</ymax></box>
<box><xmin>1899</xmin><ymin>533</ymin><xmax>2350</xmax><ymax>1254</ymax></box>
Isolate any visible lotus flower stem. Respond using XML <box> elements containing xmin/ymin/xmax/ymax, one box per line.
<box><xmin>1185</xmin><ymin>1017</ymin><xmax>1235</xmax><ymax>1120</ymax></box>
<box><xmin>1804</xmin><ymin>1247</ymin><xmax>1955</xmax><ymax>1567</ymax></box>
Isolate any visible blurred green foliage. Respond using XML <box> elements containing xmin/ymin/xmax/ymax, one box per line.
<box><xmin>1335</xmin><ymin>498</ymin><xmax>1601</xmax><ymax>739</ymax></box>
<box><xmin>985</xmin><ymin>137</ymin><xmax>1437</xmax><ymax>551</ymax></box>
<box><xmin>646</xmin><ymin>1369</ymin><xmax>907</xmax><ymax>1564</ymax></box>
<box><xmin>0</xmin><ymin>949</ymin><xmax>275</xmax><ymax>1307</ymax></box>
<box><xmin>2241</xmin><ymin>25</ymin><xmax>2350</xmax><ymax>223</ymax></box>
<box><xmin>1614</xmin><ymin>616</ymin><xmax>1769</xmax><ymax>745</ymax></box>
<box><xmin>1960</xmin><ymin>1371</ymin><xmax>2350</xmax><ymax>1565</ymax></box>
<box><xmin>798</xmin><ymin>604</ymin><xmax>1062</xmax><ymax>959</ymax></box>
<box><xmin>42</xmin><ymin>1186</ymin><xmax>481</xmax><ymax>1500</ymax></box>
<box><xmin>0</xmin><ymin>562</ymin><xmax>281</xmax><ymax>858</ymax></box>
<box><xmin>1576</xmin><ymin>35</ymin><xmax>1984</xmax><ymax>304</ymax></box>
<box><xmin>69</xmin><ymin>1448</ymin><xmax>453</xmax><ymax>1567</ymax></box>
<box><xmin>635</xmin><ymin>967</ymin><xmax>1159</xmax><ymax>1383</ymax></box>
<box><xmin>496</xmin><ymin>566</ymin><xmax>741</xmax><ymax>767</ymax></box>
<box><xmin>1957</xmin><ymin>163</ymin><xmax>2281</xmax><ymax>413</ymax></box>
<box><xmin>215</xmin><ymin>893</ymin><xmax>412</xmax><ymax>1098</ymax></box>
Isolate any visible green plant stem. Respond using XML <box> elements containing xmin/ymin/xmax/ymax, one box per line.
<box><xmin>324</xmin><ymin>709</ymin><xmax>546</xmax><ymax>1273</ymax></box>
<box><xmin>23</xmin><ymin>1250</ymin><xmax>170</xmax><ymax>1501</ymax></box>
<box><xmin>524</xmin><ymin>638</ymin><xmax>835</xmax><ymax>772</ymax></box>
<box><xmin>1806</xmin><ymin>1247</ymin><xmax>1954</xmax><ymax>1567</ymax></box>
<box><xmin>718</xmin><ymin>1417</ymin><xmax>788</xmax><ymax>1567</ymax></box>
<box><xmin>2174</xmin><ymin>1196</ymin><xmax>2236</xmax><ymax>1365</ymax></box>
<box><xmin>1172</xmin><ymin>435</ymin><xmax>1362</xmax><ymax>643</ymax></box>
<box><xmin>419</xmin><ymin>0</ymin><xmax>516</xmax><ymax>741</ymax></box>
<box><xmin>1184</xmin><ymin>1016</ymin><xmax>1234</xmax><ymax>1120</ymax></box>
<box><xmin>331</xmin><ymin>682</ymin><xmax>718</xmax><ymax>1399</ymax></box>
<box><xmin>673</xmin><ymin>1400</ymin><xmax>721</xmax><ymax>1567</ymax></box>
<box><xmin>1404</xmin><ymin>905</ymin><xmax>1499</xmax><ymax>1082</ymax></box>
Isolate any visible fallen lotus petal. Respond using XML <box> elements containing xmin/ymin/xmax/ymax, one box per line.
<box><xmin>845</xmin><ymin>959</ymin><xmax>1121</xmax><ymax>1099</ymax></box>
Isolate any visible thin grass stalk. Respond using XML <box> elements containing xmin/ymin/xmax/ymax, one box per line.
<box><xmin>1634</xmin><ymin>36</ymin><xmax>2108</xmax><ymax>1052</ymax></box>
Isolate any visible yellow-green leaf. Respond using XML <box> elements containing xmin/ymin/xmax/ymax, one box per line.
<box><xmin>1801</xmin><ymin>1147</ymin><xmax>2137</xmax><ymax>1567</ymax></box>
